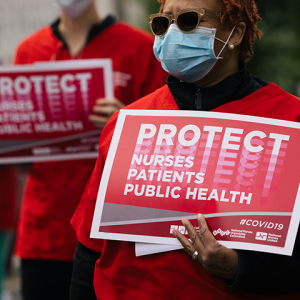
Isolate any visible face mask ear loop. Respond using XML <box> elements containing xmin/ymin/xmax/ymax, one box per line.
<box><xmin>216</xmin><ymin>25</ymin><xmax>236</xmax><ymax>58</ymax></box>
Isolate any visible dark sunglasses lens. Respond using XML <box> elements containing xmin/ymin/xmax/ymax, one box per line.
<box><xmin>177</xmin><ymin>12</ymin><xmax>199</xmax><ymax>32</ymax></box>
<box><xmin>152</xmin><ymin>17</ymin><xmax>169</xmax><ymax>36</ymax></box>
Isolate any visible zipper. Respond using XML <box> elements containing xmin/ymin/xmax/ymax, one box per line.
<box><xmin>195</xmin><ymin>89</ymin><xmax>202</xmax><ymax>110</ymax></box>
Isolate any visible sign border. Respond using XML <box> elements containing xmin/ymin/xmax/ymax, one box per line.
<box><xmin>90</xmin><ymin>109</ymin><xmax>300</xmax><ymax>256</ymax></box>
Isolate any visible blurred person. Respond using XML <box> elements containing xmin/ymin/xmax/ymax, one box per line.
<box><xmin>0</xmin><ymin>166</ymin><xmax>17</xmax><ymax>299</ymax></box>
<box><xmin>13</xmin><ymin>0</ymin><xmax>167</xmax><ymax>299</ymax></box>
<box><xmin>70</xmin><ymin>0</ymin><xmax>300</xmax><ymax>299</ymax></box>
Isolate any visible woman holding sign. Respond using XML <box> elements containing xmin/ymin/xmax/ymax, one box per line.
<box><xmin>14</xmin><ymin>0</ymin><xmax>167</xmax><ymax>299</ymax></box>
<box><xmin>71</xmin><ymin>0</ymin><xmax>300</xmax><ymax>299</ymax></box>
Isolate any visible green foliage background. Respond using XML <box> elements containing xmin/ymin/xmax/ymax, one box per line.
<box><xmin>247</xmin><ymin>0</ymin><xmax>300</xmax><ymax>95</ymax></box>
<box><xmin>144</xmin><ymin>0</ymin><xmax>161</xmax><ymax>15</ymax></box>
<box><xmin>142</xmin><ymin>0</ymin><xmax>300</xmax><ymax>95</ymax></box>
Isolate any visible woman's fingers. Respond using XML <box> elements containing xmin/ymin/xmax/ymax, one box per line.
<box><xmin>173</xmin><ymin>218</ymin><xmax>205</xmax><ymax>263</ymax></box>
<box><xmin>196</xmin><ymin>214</ymin><xmax>216</xmax><ymax>245</ymax></box>
<box><xmin>88</xmin><ymin>114</ymin><xmax>109</xmax><ymax>129</ymax></box>
<box><xmin>89</xmin><ymin>98</ymin><xmax>125</xmax><ymax>128</ymax></box>
<box><xmin>94</xmin><ymin>98</ymin><xmax>125</xmax><ymax>112</ymax></box>
<box><xmin>183</xmin><ymin>218</ymin><xmax>206</xmax><ymax>254</ymax></box>
<box><xmin>173</xmin><ymin>228</ymin><xmax>196</xmax><ymax>257</ymax></box>
<box><xmin>174</xmin><ymin>214</ymin><xmax>239</xmax><ymax>280</ymax></box>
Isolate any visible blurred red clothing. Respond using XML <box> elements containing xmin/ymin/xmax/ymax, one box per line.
<box><xmin>14</xmin><ymin>19</ymin><xmax>167</xmax><ymax>261</ymax></box>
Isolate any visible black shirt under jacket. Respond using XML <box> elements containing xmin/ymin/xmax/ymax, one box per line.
<box><xmin>167</xmin><ymin>63</ymin><xmax>267</xmax><ymax>111</ymax></box>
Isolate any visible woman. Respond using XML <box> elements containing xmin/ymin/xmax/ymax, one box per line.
<box><xmin>14</xmin><ymin>0</ymin><xmax>166</xmax><ymax>299</ymax></box>
<box><xmin>71</xmin><ymin>0</ymin><xmax>300</xmax><ymax>299</ymax></box>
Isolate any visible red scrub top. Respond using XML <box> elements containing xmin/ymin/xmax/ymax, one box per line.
<box><xmin>14</xmin><ymin>21</ymin><xmax>167</xmax><ymax>260</ymax></box>
<box><xmin>72</xmin><ymin>83</ymin><xmax>300</xmax><ymax>299</ymax></box>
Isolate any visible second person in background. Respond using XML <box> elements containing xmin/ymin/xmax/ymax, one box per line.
<box><xmin>14</xmin><ymin>0</ymin><xmax>167</xmax><ymax>299</ymax></box>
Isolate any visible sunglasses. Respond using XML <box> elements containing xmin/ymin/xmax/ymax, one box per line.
<box><xmin>149</xmin><ymin>8</ymin><xmax>221</xmax><ymax>37</ymax></box>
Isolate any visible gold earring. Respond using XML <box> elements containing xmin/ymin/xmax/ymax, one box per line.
<box><xmin>228</xmin><ymin>44</ymin><xmax>235</xmax><ymax>50</ymax></box>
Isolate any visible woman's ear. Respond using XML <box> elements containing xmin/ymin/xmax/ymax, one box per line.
<box><xmin>229</xmin><ymin>22</ymin><xmax>246</xmax><ymax>47</ymax></box>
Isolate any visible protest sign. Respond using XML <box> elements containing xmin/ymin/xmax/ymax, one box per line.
<box><xmin>91</xmin><ymin>110</ymin><xmax>300</xmax><ymax>255</ymax></box>
<box><xmin>0</xmin><ymin>59</ymin><xmax>113</xmax><ymax>163</ymax></box>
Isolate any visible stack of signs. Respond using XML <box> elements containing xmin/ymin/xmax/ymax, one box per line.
<box><xmin>90</xmin><ymin>110</ymin><xmax>300</xmax><ymax>256</ymax></box>
<box><xmin>0</xmin><ymin>59</ymin><xmax>113</xmax><ymax>163</ymax></box>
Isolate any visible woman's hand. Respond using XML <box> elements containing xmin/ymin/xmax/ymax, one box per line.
<box><xmin>88</xmin><ymin>98</ymin><xmax>125</xmax><ymax>129</ymax></box>
<box><xmin>174</xmin><ymin>214</ymin><xmax>239</xmax><ymax>280</ymax></box>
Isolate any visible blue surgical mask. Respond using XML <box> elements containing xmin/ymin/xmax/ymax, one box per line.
<box><xmin>153</xmin><ymin>24</ymin><xmax>235</xmax><ymax>83</ymax></box>
<box><xmin>53</xmin><ymin>0</ymin><xmax>93</xmax><ymax>18</ymax></box>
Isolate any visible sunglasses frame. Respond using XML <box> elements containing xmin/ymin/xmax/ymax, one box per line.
<box><xmin>149</xmin><ymin>8</ymin><xmax>221</xmax><ymax>37</ymax></box>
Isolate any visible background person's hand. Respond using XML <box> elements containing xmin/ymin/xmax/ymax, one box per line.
<box><xmin>89</xmin><ymin>98</ymin><xmax>125</xmax><ymax>129</ymax></box>
<box><xmin>174</xmin><ymin>214</ymin><xmax>239</xmax><ymax>280</ymax></box>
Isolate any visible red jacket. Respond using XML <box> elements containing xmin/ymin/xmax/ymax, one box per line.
<box><xmin>14</xmin><ymin>21</ymin><xmax>167</xmax><ymax>260</ymax></box>
<box><xmin>71</xmin><ymin>83</ymin><xmax>300</xmax><ymax>299</ymax></box>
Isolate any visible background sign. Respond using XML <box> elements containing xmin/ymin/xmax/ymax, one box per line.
<box><xmin>0</xmin><ymin>59</ymin><xmax>113</xmax><ymax>163</ymax></box>
<box><xmin>91</xmin><ymin>110</ymin><xmax>300</xmax><ymax>256</ymax></box>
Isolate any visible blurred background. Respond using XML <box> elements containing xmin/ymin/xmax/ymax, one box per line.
<box><xmin>0</xmin><ymin>0</ymin><xmax>299</xmax><ymax>299</ymax></box>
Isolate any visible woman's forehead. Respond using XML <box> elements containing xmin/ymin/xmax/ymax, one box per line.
<box><xmin>163</xmin><ymin>0</ymin><xmax>222</xmax><ymax>14</ymax></box>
